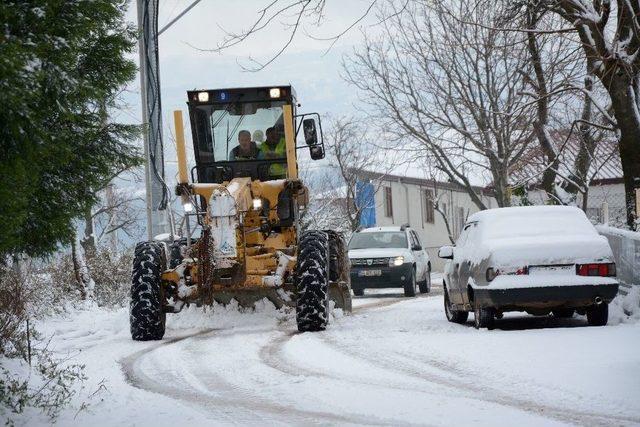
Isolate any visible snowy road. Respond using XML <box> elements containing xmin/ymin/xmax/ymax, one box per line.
<box><xmin>30</xmin><ymin>279</ymin><xmax>640</xmax><ymax>426</ymax></box>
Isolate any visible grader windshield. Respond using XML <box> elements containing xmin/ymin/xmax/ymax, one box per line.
<box><xmin>187</xmin><ymin>86</ymin><xmax>297</xmax><ymax>183</ymax></box>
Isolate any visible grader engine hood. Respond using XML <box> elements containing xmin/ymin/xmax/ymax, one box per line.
<box><xmin>188</xmin><ymin>177</ymin><xmax>303</xmax><ymax>291</ymax></box>
<box><xmin>206</xmin><ymin>178</ymin><xmax>252</xmax><ymax>269</ymax></box>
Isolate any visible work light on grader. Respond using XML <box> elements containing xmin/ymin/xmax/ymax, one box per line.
<box><xmin>129</xmin><ymin>85</ymin><xmax>352</xmax><ymax>340</ymax></box>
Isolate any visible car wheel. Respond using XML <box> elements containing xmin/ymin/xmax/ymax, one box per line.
<box><xmin>586</xmin><ymin>303</ymin><xmax>608</xmax><ymax>326</ymax></box>
<box><xmin>353</xmin><ymin>288</ymin><xmax>364</xmax><ymax>297</ymax></box>
<box><xmin>444</xmin><ymin>286</ymin><xmax>469</xmax><ymax>324</ymax></box>
<box><xmin>418</xmin><ymin>267</ymin><xmax>431</xmax><ymax>294</ymax></box>
<box><xmin>552</xmin><ymin>308</ymin><xmax>575</xmax><ymax>318</ymax></box>
<box><xmin>404</xmin><ymin>267</ymin><xmax>417</xmax><ymax>297</ymax></box>
<box><xmin>473</xmin><ymin>304</ymin><xmax>495</xmax><ymax>330</ymax></box>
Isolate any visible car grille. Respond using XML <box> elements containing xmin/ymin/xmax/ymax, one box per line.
<box><xmin>351</xmin><ymin>257</ymin><xmax>389</xmax><ymax>266</ymax></box>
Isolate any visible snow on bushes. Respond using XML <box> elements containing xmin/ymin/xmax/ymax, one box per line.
<box><xmin>609</xmin><ymin>287</ymin><xmax>640</xmax><ymax>325</ymax></box>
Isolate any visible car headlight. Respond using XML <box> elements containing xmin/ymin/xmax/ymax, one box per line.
<box><xmin>390</xmin><ymin>256</ymin><xmax>404</xmax><ymax>267</ymax></box>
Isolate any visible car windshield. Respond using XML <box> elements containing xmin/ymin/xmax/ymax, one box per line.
<box><xmin>194</xmin><ymin>101</ymin><xmax>285</xmax><ymax>161</ymax></box>
<box><xmin>348</xmin><ymin>232</ymin><xmax>408</xmax><ymax>249</ymax></box>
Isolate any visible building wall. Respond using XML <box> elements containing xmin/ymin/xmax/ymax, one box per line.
<box><xmin>372</xmin><ymin>178</ymin><xmax>495</xmax><ymax>271</ymax></box>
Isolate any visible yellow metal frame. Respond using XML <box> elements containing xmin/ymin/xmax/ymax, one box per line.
<box><xmin>167</xmin><ymin>108</ymin><xmax>299</xmax><ymax>294</ymax></box>
<box><xmin>283</xmin><ymin>104</ymin><xmax>298</xmax><ymax>179</ymax></box>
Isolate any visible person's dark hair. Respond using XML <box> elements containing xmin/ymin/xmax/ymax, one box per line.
<box><xmin>238</xmin><ymin>130</ymin><xmax>250</xmax><ymax>139</ymax></box>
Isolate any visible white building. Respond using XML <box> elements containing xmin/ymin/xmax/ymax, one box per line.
<box><xmin>359</xmin><ymin>170</ymin><xmax>497</xmax><ymax>271</ymax></box>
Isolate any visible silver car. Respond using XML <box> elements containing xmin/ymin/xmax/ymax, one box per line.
<box><xmin>439</xmin><ymin>206</ymin><xmax>619</xmax><ymax>329</ymax></box>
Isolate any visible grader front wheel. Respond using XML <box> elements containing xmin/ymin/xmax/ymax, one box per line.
<box><xmin>130</xmin><ymin>242</ymin><xmax>166</xmax><ymax>341</ymax></box>
<box><xmin>295</xmin><ymin>231</ymin><xmax>330</xmax><ymax>332</ymax></box>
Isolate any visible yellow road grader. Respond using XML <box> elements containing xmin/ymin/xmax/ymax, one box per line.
<box><xmin>130</xmin><ymin>85</ymin><xmax>352</xmax><ymax>340</ymax></box>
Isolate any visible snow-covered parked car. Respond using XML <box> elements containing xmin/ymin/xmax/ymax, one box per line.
<box><xmin>348</xmin><ymin>225</ymin><xmax>431</xmax><ymax>297</ymax></box>
<box><xmin>439</xmin><ymin>206</ymin><xmax>619</xmax><ymax>329</ymax></box>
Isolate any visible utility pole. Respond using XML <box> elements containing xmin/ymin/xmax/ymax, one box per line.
<box><xmin>137</xmin><ymin>0</ymin><xmax>166</xmax><ymax>240</ymax></box>
<box><xmin>136</xmin><ymin>0</ymin><xmax>202</xmax><ymax>241</ymax></box>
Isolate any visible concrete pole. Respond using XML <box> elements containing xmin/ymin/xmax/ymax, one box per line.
<box><xmin>602</xmin><ymin>202</ymin><xmax>609</xmax><ymax>225</ymax></box>
<box><xmin>137</xmin><ymin>0</ymin><xmax>154</xmax><ymax>241</ymax></box>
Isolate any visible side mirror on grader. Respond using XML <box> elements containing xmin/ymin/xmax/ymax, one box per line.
<box><xmin>129</xmin><ymin>85</ymin><xmax>351</xmax><ymax>341</ymax></box>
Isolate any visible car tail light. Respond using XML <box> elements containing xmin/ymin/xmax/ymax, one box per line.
<box><xmin>576</xmin><ymin>263</ymin><xmax>616</xmax><ymax>277</ymax></box>
<box><xmin>515</xmin><ymin>266</ymin><xmax>529</xmax><ymax>275</ymax></box>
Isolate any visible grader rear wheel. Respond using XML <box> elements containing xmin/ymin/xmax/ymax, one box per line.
<box><xmin>326</xmin><ymin>230</ymin><xmax>352</xmax><ymax>313</ymax></box>
<box><xmin>295</xmin><ymin>231</ymin><xmax>330</xmax><ymax>332</ymax></box>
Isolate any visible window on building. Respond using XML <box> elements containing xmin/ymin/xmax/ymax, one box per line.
<box><xmin>384</xmin><ymin>186</ymin><xmax>393</xmax><ymax>218</ymax></box>
<box><xmin>422</xmin><ymin>189</ymin><xmax>434</xmax><ymax>224</ymax></box>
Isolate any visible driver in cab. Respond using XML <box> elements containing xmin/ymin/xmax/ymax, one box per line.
<box><xmin>229</xmin><ymin>130</ymin><xmax>259</xmax><ymax>160</ymax></box>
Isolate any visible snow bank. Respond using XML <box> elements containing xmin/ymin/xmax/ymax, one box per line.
<box><xmin>609</xmin><ymin>286</ymin><xmax>640</xmax><ymax>325</ymax></box>
<box><xmin>596</xmin><ymin>224</ymin><xmax>640</xmax><ymax>241</ymax></box>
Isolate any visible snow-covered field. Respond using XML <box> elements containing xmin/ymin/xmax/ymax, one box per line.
<box><xmin>6</xmin><ymin>278</ymin><xmax>640</xmax><ymax>426</ymax></box>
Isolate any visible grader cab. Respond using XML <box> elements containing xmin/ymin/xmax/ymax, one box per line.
<box><xmin>129</xmin><ymin>85</ymin><xmax>352</xmax><ymax>340</ymax></box>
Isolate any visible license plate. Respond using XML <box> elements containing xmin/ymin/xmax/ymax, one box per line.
<box><xmin>359</xmin><ymin>269</ymin><xmax>381</xmax><ymax>277</ymax></box>
<box><xmin>529</xmin><ymin>265</ymin><xmax>574</xmax><ymax>276</ymax></box>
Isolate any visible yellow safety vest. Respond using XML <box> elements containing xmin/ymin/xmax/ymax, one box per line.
<box><xmin>260</xmin><ymin>137</ymin><xmax>287</xmax><ymax>177</ymax></box>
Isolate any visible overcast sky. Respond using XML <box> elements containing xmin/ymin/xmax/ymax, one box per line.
<box><xmin>118</xmin><ymin>1</ymin><xmax>379</xmax><ymax>146</ymax></box>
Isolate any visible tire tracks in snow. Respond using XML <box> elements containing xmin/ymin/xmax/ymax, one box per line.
<box><xmin>120</xmin><ymin>327</ymin><xmax>397</xmax><ymax>425</ymax></box>
<box><xmin>316</xmin><ymin>318</ymin><xmax>640</xmax><ymax>427</ymax></box>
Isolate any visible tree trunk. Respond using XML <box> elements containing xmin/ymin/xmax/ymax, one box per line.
<box><xmin>607</xmin><ymin>78</ymin><xmax>640</xmax><ymax>229</ymax></box>
<box><xmin>81</xmin><ymin>206</ymin><xmax>96</xmax><ymax>257</ymax></box>
<box><xmin>72</xmin><ymin>233</ymin><xmax>95</xmax><ymax>300</ymax></box>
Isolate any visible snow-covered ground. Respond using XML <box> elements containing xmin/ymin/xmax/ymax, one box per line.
<box><xmin>5</xmin><ymin>277</ymin><xmax>640</xmax><ymax>426</ymax></box>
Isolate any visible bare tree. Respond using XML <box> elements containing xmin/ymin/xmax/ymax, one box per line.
<box><xmin>542</xmin><ymin>0</ymin><xmax>640</xmax><ymax>228</ymax></box>
<box><xmin>300</xmin><ymin>116</ymin><xmax>398</xmax><ymax>232</ymax></box>
<box><xmin>344</xmin><ymin>0</ymin><xmax>538</xmax><ymax>208</ymax></box>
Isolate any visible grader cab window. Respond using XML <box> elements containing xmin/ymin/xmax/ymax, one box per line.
<box><xmin>192</xmin><ymin>101</ymin><xmax>289</xmax><ymax>182</ymax></box>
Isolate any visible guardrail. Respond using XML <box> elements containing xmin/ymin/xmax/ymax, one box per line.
<box><xmin>596</xmin><ymin>225</ymin><xmax>640</xmax><ymax>296</ymax></box>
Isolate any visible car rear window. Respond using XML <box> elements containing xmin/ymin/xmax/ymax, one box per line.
<box><xmin>481</xmin><ymin>210</ymin><xmax>596</xmax><ymax>240</ymax></box>
<box><xmin>348</xmin><ymin>232</ymin><xmax>408</xmax><ymax>249</ymax></box>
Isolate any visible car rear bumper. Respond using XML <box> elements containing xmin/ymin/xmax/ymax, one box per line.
<box><xmin>350</xmin><ymin>263</ymin><xmax>413</xmax><ymax>289</ymax></box>
<box><xmin>473</xmin><ymin>283</ymin><xmax>619</xmax><ymax>309</ymax></box>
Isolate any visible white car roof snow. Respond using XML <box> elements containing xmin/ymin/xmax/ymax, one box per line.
<box><xmin>467</xmin><ymin>205</ymin><xmax>584</xmax><ymax>223</ymax></box>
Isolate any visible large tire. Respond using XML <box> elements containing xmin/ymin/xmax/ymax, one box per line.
<box><xmin>295</xmin><ymin>231</ymin><xmax>330</xmax><ymax>332</ymax></box>
<box><xmin>326</xmin><ymin>230</ymin><xmax>353</xmax><ymax>313</ymax></box>
<box><xmin>444</xmin><ymin>285</ymin><xmax>468</xmax><ymax>324</ymax></box>
<box><xmin>587</xmin><ymin>303</ymin><xmax>608</xmax><ymax>326</ymax></box>
<box><xmin>474</xmin><ymin>304</ymin><xmax>495</xmax><ymax>330</ymax></box>
<box><xmin>353</xmin><ymin>287</ymin><xmax>365</xmax><ymax>297</ymax></box>
<box><xmin>130</xmin><ymin>242</ymin><xmax>166</xmax><ymax>341</ymax></box>
<box><xmin>418</xmin><ymin>265</ymin><xmax>431</xmax><ymax>294</ymax></box>
<box><xmin>325</xmin><ymin>230</ymin><xmax>346</xmax><ymax>283</ymax></box>
<box><xmin>404</xmin><ymin>267</ymin><xmax>417</xmax><ymax>297</ymax></box>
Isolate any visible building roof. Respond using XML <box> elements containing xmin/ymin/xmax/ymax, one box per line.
<box><xmin>511</xmin><ymin>131</ymin><xmax>622</xmax><ymax>186</ymax></box>
<box><xmin>355</xmin><ymin>169</ymin><xmax>494</xmax><ymax>196</ymax></box>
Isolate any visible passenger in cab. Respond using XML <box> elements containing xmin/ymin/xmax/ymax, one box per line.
<box><xmin>229</xmin><ymin>130</ymin><xmax>259</xmax><ymax>160</ymax></box>
<box><xmin>258</xmin><ymin>126</ymin><xmax>287</xmax><ymax>177</ymax></box>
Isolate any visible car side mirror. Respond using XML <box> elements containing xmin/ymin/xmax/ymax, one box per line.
<box><xmin>412</xmin><ymin>244</ymin><xmax>422</xmax><ymax>251</ymax></box>
<box><xmin>438</xmin><ymin>245</ymin><xmax>454</xmax><ymax>259</ymax></box>
<box><xmin>303</xmin><ymin>118</ymin><xmax>318</xmax><ymax>146</ymax></box>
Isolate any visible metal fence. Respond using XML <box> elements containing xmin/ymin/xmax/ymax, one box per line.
<box><xmin>583</xmin><ymin>190</ymin><xmax>627</xmax><ymax>229</ymax></box>
<box><xmin>596</xmin><ymin>225</ymin><xmax>640</xmax><ymax>297</ymax></box>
